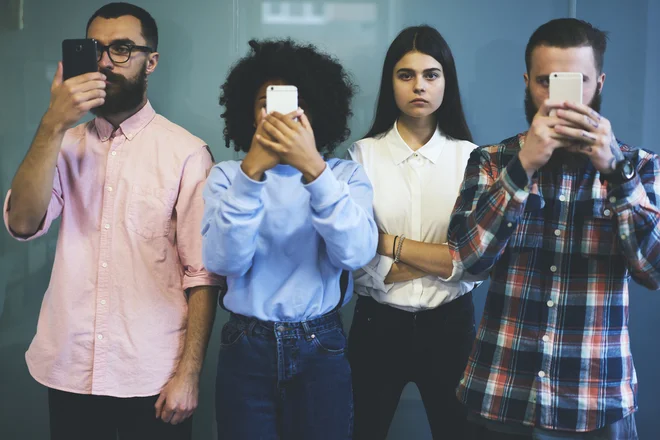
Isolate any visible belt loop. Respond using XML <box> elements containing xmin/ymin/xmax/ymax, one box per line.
<box><xmin>247</xmin><ymin>318</ymin><xmax>257</xmax><ymax>336</ymax></box>
<box><xmin>301</xmin><ymin>320</ymin><xmax>314</xmax><ymax>341</ymax></box>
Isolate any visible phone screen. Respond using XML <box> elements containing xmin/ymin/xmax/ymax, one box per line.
<box><xmin>266</xmin><ymin>85</ymin><xmax>298</xmax><ymax>115</ymax></box>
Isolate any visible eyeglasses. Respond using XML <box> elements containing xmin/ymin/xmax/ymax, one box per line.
<box><xmin>96</xmin><ymin>42</ymin><xmax>154</xmax><ymax>64</ymax></box>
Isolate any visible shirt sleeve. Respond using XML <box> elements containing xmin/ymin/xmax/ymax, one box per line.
<box><xmin>201</xmin><ymin>162</ymin><xmax>267</xmax><ymax>278</ymax></box>
<box><xmin>175</xmin><ymin>146</ymin><xmax>225</xmax><ymax>290</ymax></box>
<box><xmin>305</xmin><ymin>163</ymin><xmax>378</xmax><ymax>271</ymax></box>
<box><xmin>4</xmin><ymin>166</ymin><xmax>64</xmax><ymax>241</ymax></box>
<box><xmin>608</xmin><ymin>149</ymin><xmax>660</xmax><ymax>290</ymax></box>
<box><xmin>448</xmin><ymin>148</ymin><xmax>531</xmax><ymax>276</ymax></box>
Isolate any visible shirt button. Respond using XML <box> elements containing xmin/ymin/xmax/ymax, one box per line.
<box><xmin>101</xmin><ymin>262</ymin><xmax>108</xmax><ymax>268</ymax></box>
<box><xmin>413</xmin><ymin>153</ymin><xmax>419</xmax><ymax>157</ymax></box>
<box><xmin>111</xmin><ymin>151</ymin><xmax>117</xmax><ymax>156</ymax></box>
<box><xmin>559</xmin><ymin>195</ymin><xmax>566</xmax><ymax>202</ymax></box>
<box><xmin>603</xmin><ymin>209</ymin><xmax>612</xmax><ymax>216</ymax></box>
<box><xmin>104</xmin><ymin>224</ymin><xmax>110</xmax><ymax>229</ymax></box>
<box><xmin>621</xmin><ymin>234</ymin><xmax>627</xmax><ymax>240</ymax></box>
<box><xmin>107</xmin><ymin>186</ymin><xmax>113</xmax><ymax>192</ymax></box>
<box><xmin>507</xmin><ymin>222</ymin><xmax>513</xmax><ymax>228</ymax></box>
<box><xmin>609</xmin><ymin>196</ymin><xmax>617</xmax><ymax>203</ymax></box>
<box><xmin>542</xmin><ymin>335</ymin><xmax>550</xmax><ymax>343</ymax></box>
<box><xmin>550</xmin><ymin>265</ymin><xmax>557</xmax><ymax>273</ymax></box>
<box><xmin>538</xmin><ymin>370</ymin><xmax>546</xmax><ymax>378</ymax></box>
<box><xmin>547</xmin><ymin>300</ymin><xmax>555</xmax><ymax>308</ymax></box>
<box><xmin>100</xmin><ymin>300</ymin><xmax>107</xmax><ymax>305</ymax></box>
<box><xmin>97</xmin><ymin>334</ymin><xmax>104</xmax><ymax>340</ymax></box>
<box><xmin>554</xmin><ymin>229</ymin><xmax>561</xmax><ymax>237</ymax></box>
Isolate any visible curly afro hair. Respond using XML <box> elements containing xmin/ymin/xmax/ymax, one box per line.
<box><xmin>220</xmin><ymin>39</ymin><xmax>355</xmax><ymax>155</ymax></box>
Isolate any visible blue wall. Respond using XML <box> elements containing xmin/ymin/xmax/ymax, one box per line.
<box><xmin>1</xmin><ymin>1</ymin><xmax>658</xmax><ymax>438</ymax></box>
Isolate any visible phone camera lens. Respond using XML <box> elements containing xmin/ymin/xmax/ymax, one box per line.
<box><xmin>76</xmin><ymin>45</ymin><xmax>83</xmax><ymax>52</ymax></box>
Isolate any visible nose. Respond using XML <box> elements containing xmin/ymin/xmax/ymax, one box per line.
<box><xmin>97</xmin><ymin>48</ymin><xmax>114</xmax><ymax>70</ymax></box>
<box><xmin>413</xmin><ymin>76</ymin><xmax>426</xmax><ymax>93</ymax></box>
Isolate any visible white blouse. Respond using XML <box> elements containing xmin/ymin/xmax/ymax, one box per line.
<box><xmin>348</xmin><ymin>122</ymin><xmax>480</xmax><ymax>312</ymax></box>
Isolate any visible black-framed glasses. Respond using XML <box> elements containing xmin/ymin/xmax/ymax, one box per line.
<box><xmin>96</xmin><ymin>42</ymin><xmax>154</xmax><ymax>64</ymax></box>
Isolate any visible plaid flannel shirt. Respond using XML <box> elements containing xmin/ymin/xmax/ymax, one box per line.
<box><xmin>448</xmin><ymin>133</ymin><xmax>660</xmax><ymax>432</ymax></box>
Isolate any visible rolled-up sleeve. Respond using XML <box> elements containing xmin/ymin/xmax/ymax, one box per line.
<box><xmin>175</xmin><ymin>146</ymin><xmax>225</xmax><ymax>290</ymax></box>
<box><xmin>4</xmin><ymin>166</ymin><xmax>64</xmax><ymax>241</ymax></box>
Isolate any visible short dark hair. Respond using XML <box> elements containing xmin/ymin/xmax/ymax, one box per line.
<box><xmin>525</xmin><ymin>18</ymin><xmax>608</xmax><ymax>74</ymax></box>
<box><xmin>220</xmin><ymin>39</ymin><xmax>355</xmax><ymax>155</ymax></box>
<box><xmin>87</xmin><ymin>2</ymin><xmax>158</xmax><ymax>51</ymax></box>
<box><xmin>365</xmin><ymin>25</ymin><xmax>473</xmax><ymax>143</ymax></box>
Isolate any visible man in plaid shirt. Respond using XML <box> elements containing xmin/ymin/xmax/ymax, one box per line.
<box><xmin>449</xmin><ymin>18</ymin><xmax>656</xmax><ymax>439</ymax></box>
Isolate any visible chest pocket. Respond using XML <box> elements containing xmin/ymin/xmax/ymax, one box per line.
<box><xmin>126</xmin><ymin>185</ymin><xmax>177</xmax><ymax>239</ymax></box>
<box><xmin>508</xmin><ymin>194</ymin><xmax>544</xmax><ymax>251</ymax></box>
<box><xmin>581</xmin><ymin>199</ymin><xmax>618</xmax><ymax>257</ymax></box>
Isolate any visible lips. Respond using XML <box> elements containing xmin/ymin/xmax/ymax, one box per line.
<box><xmin>410</xmin><ymin>99</ymin><xmax>428</xmax><ymax>104</ymax></box>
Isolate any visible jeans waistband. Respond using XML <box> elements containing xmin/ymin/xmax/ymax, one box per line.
<box><xmin>228</xmin><ymin>311</ymin><xmax>343</xmax><ymax>339</ymax></box>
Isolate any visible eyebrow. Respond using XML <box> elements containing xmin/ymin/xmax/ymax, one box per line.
<box><xmin>106</xmin><ymin>38</ymin><xmax>138</xmax><ymax>46</ymax></box>
<box><xmin>397</xmin><ymin>67</ymin><xmax>442</xmax><ymax>74</ymax></box>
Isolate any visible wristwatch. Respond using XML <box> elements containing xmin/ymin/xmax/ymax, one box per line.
<box><xmin>601</xmin><ymin>159</ymin><xmax>635</xmax><ymax>185</ymax></box>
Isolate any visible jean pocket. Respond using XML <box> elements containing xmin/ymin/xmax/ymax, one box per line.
<box><xmin>126</xmin><ymin>185</ymin><xmax>177</xmax><ymax>239</ymax></box>
<box><xmin>311</xmin><ymin>327</ymin><xmax>347</xmax><ymax>355</ymax></box>
<box><xmin>220</xmin><ymin>321</ymin><xmax>246</xmax><ymax>349</ymax></box>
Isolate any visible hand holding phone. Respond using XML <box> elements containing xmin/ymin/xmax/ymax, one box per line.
<box><xmin>42</xmin><ymin>40</ymin><xmax>106</xmax><ymax>132</ymax></box>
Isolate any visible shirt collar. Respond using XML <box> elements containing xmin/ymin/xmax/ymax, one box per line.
<box><xmin>386</xmin><ymin>121</ymin><xmax>446</xmax><ymax>165</ymax></box>
<box><xmin>94</xmin><ymin>100</ymin><xmax>156</xmax><ymax>142</ymax></box>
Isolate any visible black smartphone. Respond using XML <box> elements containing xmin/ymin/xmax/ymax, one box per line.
<box><xmin>62</xmin><ymin>39</ymin><xmax>98</xmax><ymax>81</ymax></box>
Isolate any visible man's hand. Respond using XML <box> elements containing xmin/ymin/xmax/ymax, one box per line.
<box><xmin>154</xmin><ymin>373</ymin><xmax>199</xmax><ymax>425</ymax></box>
<box><xmin>554</xmin><ymin>101</ymin><xmax>624</xmax><ymax>174</ymax></box>
<box><xmin>258</xmin><ymin>110</ymin><xmax>326</xmax><ymax>183</ymax></box>
<box><xmin>519</xmin><ymin>99</ymin><xmax>573</xmax><ymax>180</ymax></box>
<box><xmin>43</xmin><ymin>62</ymin><xmax>106</xmax><ymax>133</ymax></box>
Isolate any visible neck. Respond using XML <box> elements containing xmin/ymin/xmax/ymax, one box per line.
<box><xmin>104</xmin><ymin>96</ymin><xmax>148</xmax><ymax>129</ymax></box>
<box><xmin>396</xmin><ymin>113</ymin><xmax>437</xmax><ymax>151</ymax></box>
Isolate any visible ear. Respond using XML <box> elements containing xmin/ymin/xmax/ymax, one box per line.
<box><xmin>596</xmin><ymin>72</ymin><xmax>606</xmax><ymax>94</ymax></box>
<box><xmin>523</xmin><ymin>72</ymin><xmax>530</xmax><ymax>89</ymax></box>
<box><xmin>145</xmin><ymin>52</ymin><xmax>159</xmax><ymax>76</ymax></box>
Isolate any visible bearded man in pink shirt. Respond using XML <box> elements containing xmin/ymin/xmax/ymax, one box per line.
<box><xmin>3</xmin><ymin>3</ymin><xmax>222</xmax><ymax>439</ymax></box>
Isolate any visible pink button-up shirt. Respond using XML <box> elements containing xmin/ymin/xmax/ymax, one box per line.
<box><xmin>3</xmin><ymin>102</ymin><xmax>222</xmax><ymax>397</ymax></box>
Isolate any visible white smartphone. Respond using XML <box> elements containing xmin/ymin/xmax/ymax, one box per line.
<box><xmin>549</xmin><ymin>72</ymin><xmax>583</xmax><ymax>115</ymax></box>
<box><xmin>266</xmin><ymin>85</ymin><xmax>298</xmax><ymax>115</ymax></box>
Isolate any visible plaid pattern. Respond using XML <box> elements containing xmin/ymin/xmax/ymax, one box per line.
<box><xmin>448</xmin><ymin>133</ymin><xmax>660</xmax><ymax>432</ymax></box>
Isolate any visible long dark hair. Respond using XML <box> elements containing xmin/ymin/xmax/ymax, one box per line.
<box><xmin>365</xmin><ymin>25</ymin><xmax>472</xmax><ymax>142</ymax></box>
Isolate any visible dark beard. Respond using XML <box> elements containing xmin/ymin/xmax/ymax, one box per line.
<box><xmin>524</xmin><ymin>86</ymin><xmax>602</xmax><ymax>171</ymax></box>
<box><xmin>92</xmin><ymin>62</ymin><xmax>147</xmax><ymax>118</ymax></box>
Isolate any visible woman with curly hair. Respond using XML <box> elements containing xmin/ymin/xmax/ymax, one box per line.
<box><xmin>347</xmin><ymin>25</ymin><xmax>480</xmax><ymax>439</ymax></box>
<box><xmin>201</xmin><ymin>39</ymin><xmax>377</xmax><ymax>439</ymax></box>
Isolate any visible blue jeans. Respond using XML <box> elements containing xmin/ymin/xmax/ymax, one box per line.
<box><xmin>215</xmin><ymin>311</ymin><xmax>353</xmax><ymax>440</ymax></box>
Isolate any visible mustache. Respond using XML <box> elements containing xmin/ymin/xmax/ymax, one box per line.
<box><xmin>99</xmin><ymin>68</ymin><xmax>126</xmax><ymax>83</ymax></box>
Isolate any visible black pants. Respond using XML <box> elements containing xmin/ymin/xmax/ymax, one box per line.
<box><xmin>348</xmin><ymin>292</ymin><xmax>476</xmax><ymax>440</ymax></box>
<box><xmin>48</xmin><ymin>388</ymin><xmax>193</xmax><ymax>440</ymax></box>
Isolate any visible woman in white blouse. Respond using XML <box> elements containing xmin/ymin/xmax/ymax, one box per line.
<box><xmin>347</xmin><ymin>25</ymin><xmax>479</xmax><ymax>440</ymax></box>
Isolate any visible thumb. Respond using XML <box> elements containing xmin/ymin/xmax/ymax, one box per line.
<box><xmin>154</xmin><ymin>392</ymin><xmax>166</xmax><ymax>418</ymax></box>
<box><xmin>52</xmin><ymin>62</ymin><xmax>64</xmax><ymax>91</ymax></box>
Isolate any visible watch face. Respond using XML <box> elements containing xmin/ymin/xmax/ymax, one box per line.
<box><xmin>622</xmin><ymin>161</ymin><xmax>635</xmax><ymax>179</ymax></box>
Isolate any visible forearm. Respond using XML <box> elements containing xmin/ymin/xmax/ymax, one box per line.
<box><xmin>175</xmin><ymin>286</ymin><xmax>219</xmax><ymax>379</ymax></box>
<box><xmin>397</xmin><ymin>239</ymin><xmax>453</xmax><ymax>279</ymax></box>
<box><xmin>8</xmin><ymin>117</ymin><xmax>65</xmax><ymax>235</ymax></box>
<box><xmin>384</xmin><ymin>262</ymin><xmax>428</xmax><ymax>284</ymax></box>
